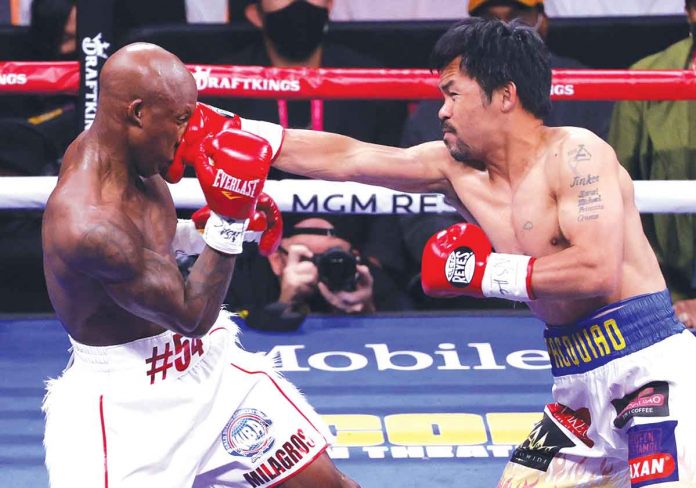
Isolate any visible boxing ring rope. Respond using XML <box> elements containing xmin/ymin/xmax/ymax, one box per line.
<box><xmin>1</xmin><ymin>177</ymin><xmax>695</xmax><ymax>214</ymax></box>
<box><xmin>1</xmin><ymin>62</ymin><xmax>696</xmax><ymax>213</ymax></box>
<box><xmin>3</xmin><ymin>61</ymin><xmax>696</xmax><ymax>100</ymax></box>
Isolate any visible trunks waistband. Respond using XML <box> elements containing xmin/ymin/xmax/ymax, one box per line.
<box><xmin>544</xmin><ymin>289</ymin><xmax>685</xmax><ymax>376</ymax></box>
<box><xmin>67</xmin><ymin>313</ymin><xmax>237</xmax><ymax>385</ymax></box>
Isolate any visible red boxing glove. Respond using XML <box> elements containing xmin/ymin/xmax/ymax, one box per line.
<box><xmin>191</xmin><ymin>193</ymin><xmax>283</xmax><ymax>257</ymax></box>
<box><xmin>166</xmin><ymin>103</ymin><xmax>242</xmax><ymax>183</ymax></box>
<box><xmin>421</xmin><ymin>223</ymin><xmax>536</xmax><ymax>301</ymax></box>
<box><xmin>195</xmin><ymin>129</ymin><xmax>273</xmax><ymax>254</ymax></box>
<box><xmin>191</xmin><ymin>206</ymin><xmax>210</xmax><ymax>231</ymax></box>
<box><xmin>246</xmin><ymin>193</ymin><xmax>283</xmax><ymax>256</ymax></box>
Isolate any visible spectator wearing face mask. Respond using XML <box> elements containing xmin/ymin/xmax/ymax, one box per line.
<box><xmin>203</xmin><ymin>0</ymin><xmax>410</xmax><ymax>298</ymax></box>
<box><xmin>205</xmin><ymin>0</ymin><xmax>406</xmax><ymax>161</ymax></box>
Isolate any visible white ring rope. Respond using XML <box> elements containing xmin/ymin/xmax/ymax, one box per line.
<box><xmin>1</xmin><ymin>177</ymin><xmax>695</xmax><ymax>214</ymax></box>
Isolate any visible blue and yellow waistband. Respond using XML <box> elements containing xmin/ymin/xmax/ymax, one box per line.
<box><xmin>544</xmin><ymin>289</ymin><xmax>685</xmax><ymax>376</ymax></box>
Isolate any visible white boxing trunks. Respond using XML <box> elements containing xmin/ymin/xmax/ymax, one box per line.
<box><xmin>43</xmin><ymin>312</ymin><xmax>331</xmax><ymax>488</ymax></box>
<box><xmin>498</xmin><ymin>289</ymin><xmax>696</xmax><ymax>487</ymax></box>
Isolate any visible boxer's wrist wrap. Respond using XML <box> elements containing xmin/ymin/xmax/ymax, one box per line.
<box><xmin>202</xmin><ymin>212</ymin><xmax>249</xmax><ymax>255</ymax></box>
<box><xmin>481</xmin><ymin>253</ymin><xmax>536</xmax><ymax>302</ymax></box>
<box><xmin>171</xmin><ymin>219</ymin><xmax>205</xmax><ymax>258</ymax></box>
<box><xmin>243</xmin><ymin>229</ymin><xmax>263</xmax><ymax>243</ymax></box>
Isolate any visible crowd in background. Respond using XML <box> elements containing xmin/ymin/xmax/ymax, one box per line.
<box><xmin>0</xmin><ymin>0</ymin><xmax>694</xmax><ymax>330</ymax></box>
<box><xmin>0</xmin><ymin>0</ymin><xmax>689</xmax><ymax>24</ymax></box>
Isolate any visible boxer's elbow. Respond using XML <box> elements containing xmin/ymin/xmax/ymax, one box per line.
<box><xmin>580</xmin><ymin>256</ymin><xmax>621</xmax><ymax>297</ymax></box>
<box><xmin>186</xmin><ymin>319</ymin><xmax>215</xmax><ymax>338</ymax></box>
<box><xmin>168</xmin><ymin>308</ymin><xmax>217</xmax><ymax>337</ymax></box>
<box><xmin>590</xmin><ymin>270</ymin><xmax>620</xmax><ymax>296</ymax></box>
<box><xmin>173</xmin><ymin>315</ymin><xmax>214</xmax><ymax>338</ymax></box>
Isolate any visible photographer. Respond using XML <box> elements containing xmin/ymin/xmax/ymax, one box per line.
<box><xmin>226</xmin><ymin>216</ymin><xmax>412</xmax><ymax>331</ymax></box>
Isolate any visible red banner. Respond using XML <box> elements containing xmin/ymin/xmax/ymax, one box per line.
<box><xmin>2</xmin><ymin>61</ymin><xmax>696</xmax><ymax>101</ymax></box>
<box><xmin>0</xmin><ymin>61</ymin><xmax>80</xmax><ymax>95</ymax></box>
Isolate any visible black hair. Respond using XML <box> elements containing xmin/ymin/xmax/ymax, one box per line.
<box><xmin>430</xmin><ymin>17</ymin><xmax>551</xmax><ymax>119</ymax></box>
<box><xmin>29</xmin><ymin>0</ymin><xmax>76</xmax><ymax>59</ymax></box>
<box><xmin>282</xmin><ymin>213</ymin><xmax>364</xmax><ymax>247</ymax></box>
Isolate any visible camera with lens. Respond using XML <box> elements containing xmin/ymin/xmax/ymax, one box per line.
<box><xmin>308</xmin><ymin>247</ymin><xmax>359</xmax><ymax>292</ymax></box>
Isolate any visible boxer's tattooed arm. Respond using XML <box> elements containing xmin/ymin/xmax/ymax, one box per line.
<box><xmin>570</xmin><ymin>178</ymin><xmax>605</xmax><ymax>224</ymax></box>
<box><xmin>564</xmin><ymin>146</ymin><xmax>604</xmax><ymax>222</ymax></box>
<box><xmin>76</xmin><ymin>218</ymin><xmax>234</xmax><ymax>334</ymax></box>
<box><xmin>184</xmin><ymin>249</ymin><xmax>234</xmax><ymax>305</ymax></box>
<box><xmin>78</xmin><ymin>222</ymin><xmax>142</xmax><ymax>281</ymax></box>
<box><xmin>576</xmin><ymin>186</ymin><xmax>604</xmax><ymax>222</ymax></box>
<box><xmin>570</xmin><ymin>174</ymin><xmax>599</xmax><ymax>188</ymax></box>
<box><xmin>566</xmin><ymin>144</ymin><xmax>593</xmax><ymax>174</ymax></box>
<box><xmin>531</xmin><ymin>137</ymin><xmax>623</xmax><ymax>297</ymax></box>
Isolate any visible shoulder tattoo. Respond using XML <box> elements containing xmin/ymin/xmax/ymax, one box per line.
<box><xmin>566</xmin><ymin>144</ymin><xmax>592</xmax><ymax>174</ymax></box>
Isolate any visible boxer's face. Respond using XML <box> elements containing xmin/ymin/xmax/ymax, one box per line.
<box><xmin>438</xmin><ymin>57</ymin><xmax>499</xmax><ymax>162</ymax></box>
<box><xmin>132</xmin><ymin>101</ymin><xmax>192</xmax><ymax>178</ymax></box>
<box><xmin>132</xmin><ymin>80</ymin><xmax>197</xmax><ymax>178</ymax></box>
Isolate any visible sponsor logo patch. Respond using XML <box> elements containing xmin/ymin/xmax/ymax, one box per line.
<box><xmin>242</xmin><ymin>428</ymin><xmax>318</xmax><ymax>487</ymax></box>
<box><xmin>547</xmin><ymin>403</ymin><xmax>594</xmax><ymax>447</ymax></box>
<box><xmin>445</xmin><ymin>247</ymin><xmax>475</xmax><ymax>287</ymax></box>
<box><xmin>221</xmin><ymin>408</ymin><xmax>275</xmax><ymax>461</ymax></box>
<box><xmin>628</xmin><ymin>421</ymin><xmax>679</xmax><ymax>487</ymax></box>
<box><xmin>510</xmin><ymin>412</ymin><xmax>575</xmax><ymax>472</ymax></box>
<box><xmin>612</xmin><ymin>381</ymin><xmax>670</xmax><ymax>428</ymax></box>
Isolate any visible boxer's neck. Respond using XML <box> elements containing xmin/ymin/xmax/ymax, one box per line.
<box><xmin>484</xmin><ymin>116</ymin><xmax>545</xmax><ymax>184</ymax></box>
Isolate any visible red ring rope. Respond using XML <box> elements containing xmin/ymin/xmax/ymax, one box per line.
<box><xmin>1</xmin><ymin>61</ymin><xmax>696</xmax><ymax>100</ymax></box>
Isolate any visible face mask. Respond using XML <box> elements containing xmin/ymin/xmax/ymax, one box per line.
<box><xmin>263</xmin><ymin>1</ymin><xmax>329</xmax><ymax>61</ymax></box>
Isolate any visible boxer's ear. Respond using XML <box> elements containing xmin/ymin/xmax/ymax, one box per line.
<box><xmin>499</xmin><ymin>81</ymin><xmax>518</xmax><ymax>114</ymax></box>
<box><xmin>127</xmin><ymin>99</ymin><xmax>144</xmax><ymax>127</ymax></box>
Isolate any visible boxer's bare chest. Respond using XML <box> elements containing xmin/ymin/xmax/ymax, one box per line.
<box><xmin>450</xmin><ymin>162</ymin><xmax>568</xmax><ymax>259</ymax></box>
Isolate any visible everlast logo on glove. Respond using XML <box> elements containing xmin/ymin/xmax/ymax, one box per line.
<box><xmin>212</xmin><ymin>169</ymin><xmax>261</xmax><ymax>199</ymax></box>
<box><xmin>446</xmin><ymin>247</ymin><xmax>475</xmax><ymax>287</ymax></box>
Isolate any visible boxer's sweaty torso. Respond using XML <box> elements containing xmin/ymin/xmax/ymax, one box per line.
<box><xmin>43</xmin><ymin>131</ymin><xmax>176</xmax><ymax>346</ymax></box>
<box><xmin>444</xmin><ymin>126</ymin><xmax>665</xmax><ymax>325</ymax></box>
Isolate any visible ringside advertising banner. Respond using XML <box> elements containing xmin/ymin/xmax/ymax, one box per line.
<box><xmin>77</xmin><ymin>0</ymin><xmax>113</xmax><ymax>131</ymax></box>
<box><xmin>0</xmin><ymin>312</ymin><xmax>553</xmax><ymax>487</ymax></box>
<box><xmin>238</xmin><ymin>312</ymin><xmax>552</xmax><ymax>474</ymax></box>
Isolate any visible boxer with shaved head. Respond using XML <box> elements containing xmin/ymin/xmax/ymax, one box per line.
<box><xmin>42</xmin><ymin>43</ymin><xmax>358</xmax><ymax>488</ymax></box>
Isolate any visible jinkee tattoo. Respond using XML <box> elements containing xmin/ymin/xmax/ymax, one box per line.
<box><xmin>570</xmin><ymin>174</ymin><xmax>599</xmax><ymax>188</ymax></box>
